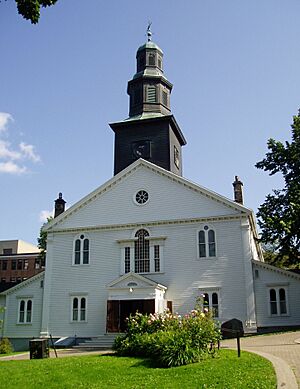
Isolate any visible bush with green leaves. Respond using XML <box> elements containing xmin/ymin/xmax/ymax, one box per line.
<box><xmin>114</xmin><ymin>302</ymin><xmax>221</xmax><ymax>367</ymax></box>
<box><xmin>0</xmin><ymin>337</ymin><xmax>13</xmax><ymax>354</ymax></box>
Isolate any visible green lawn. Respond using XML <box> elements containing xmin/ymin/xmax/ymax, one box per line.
<box><xmin>0</xmin><ymin>350</ymin><xmax>276</xmax><ymax>388</ymax></box>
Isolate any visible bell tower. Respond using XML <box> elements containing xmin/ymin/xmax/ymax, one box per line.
<box><xmin>110</xmin><ymin>25</ymin><xmax>186</xmax><ymax>176</ymax></box>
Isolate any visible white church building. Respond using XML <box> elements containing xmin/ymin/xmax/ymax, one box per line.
<box><xmin>1</xmin><ymin>33</ymin><xmax>300</xmax><ymax>350</ymax></box>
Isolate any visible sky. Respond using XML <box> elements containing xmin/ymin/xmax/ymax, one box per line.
<box><xmin>0</xmin><ymin>0</ymin><xmax>299</xmax><ymax>246</ymax></box>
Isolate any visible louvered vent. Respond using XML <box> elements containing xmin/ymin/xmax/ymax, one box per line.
<box><xmin>147</xmin><ymin>86</ymin><xmax>157</xmax><ymax>102</ymax></box>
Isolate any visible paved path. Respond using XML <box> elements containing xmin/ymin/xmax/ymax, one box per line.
<box><xmin>0</xmin><ymin>349</ymin><xmax>113</xmax><ymax>361</ymax></box>
<box><xmin>221</xmin><ymin>331</ymin><xmax>300</xmax><ymax>388</ymax></box>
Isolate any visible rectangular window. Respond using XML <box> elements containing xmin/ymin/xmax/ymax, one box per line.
<box><xmin>24</xmin><ymin>260</ymin><xmax>29</xmax><ymax>270</ymax></box>
<box><xmin>10</xmin><ymin>277</ymin><xmax>16</xmax><ymax>282</ymax></box>
<box><xmin>72</xmin><ymin>296</ymin><xmax>87</xmax><ymax>322</ymax></box>
<box><xmin>124</xmin><ymin>247</ymin><xmax>130</xmax><ymax>273</ymax></box>
<box><xmin>11</xmin><ymin>260</ymin><xmax>17</xmax><ymax>270</ymax></box>
<box><xmin>35</xmin><ymin>259</ymin><xmax>40</xmax><ymax>269</ymax></box>
<box><xmin>3</xmin><ymin>248</ymin><xmax>12</xmax><ymax>255</ymax></box>
<box><xmin>1</xmin><ymin>277</ymin><xmax>6</xmax><ymax>283</ymax></box>
<box><xmin>17</xmin><ymin>260</ymin><xmax>23</xmax><ymax>270</ymax></box>
<box><xmin>201</xmin><ymin>291</ymin><xmax>219</xmax><ymax>318</ymax></box>
<box><xmin>2</xmin><ymin>260</ymin><xmax>7</xmax><ymax>271</ymax></box>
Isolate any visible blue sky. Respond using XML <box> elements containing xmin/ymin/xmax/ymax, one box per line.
<box><xmin>0</xmin><ymin>0</ymin><xmax>299</xmax><ymax>246</ymax></box>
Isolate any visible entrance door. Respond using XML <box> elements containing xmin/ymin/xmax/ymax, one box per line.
<box><xmin>120</xmin><ymin>299</ymin><xmax>155</xmax><ymax>332</ymax></box>
<box><xmin>106</xmin><ymin>299</ymin><xmax>155</xmax><ymax>332</ymax></box>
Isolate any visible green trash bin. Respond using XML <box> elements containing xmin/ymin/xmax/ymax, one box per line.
<box><xmin>29</xmin><ymin>338</ymin><xmax>49</xmax><ymax>359</ymax></box>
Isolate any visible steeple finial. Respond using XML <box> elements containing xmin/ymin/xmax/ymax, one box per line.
<box><xmin>147</xmin><ymin>21</ymin><xmax>152</xmax><ymax>41</ymax></box>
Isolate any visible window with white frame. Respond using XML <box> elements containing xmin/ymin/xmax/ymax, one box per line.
<box><xmin>201</xmin><ymin>291</ymin><xmax>219</xmax><ymax>318</ymax></box>
<box><xmin>73</xmin><ymin>234</ymin><xmax>90</xmax><ymax>265</ymax></box>
<box><xmin>71</xmin><ymin>296</ymin><xmax>87</xmax><ymax>322</ymax></box>
<box><xmin>198</xmin><ymin>226</ymin><xmax>216</xmax><ymax>258</ymax></box>
<box><xmin>119</xmin><ymin>230</ymin><xmax>165</xmax><ymax>274</ymax></box>
<box><xmin>269</xmin><ymin>287</ymin><xmax>288</xmax><ymax>316</ymax></box>
<box><xmin>18</xmin><ymin>298</ymin><xmax>32</xmax><ymax>324</ymax></box>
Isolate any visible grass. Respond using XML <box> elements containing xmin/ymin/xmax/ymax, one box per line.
<box><xmin>0</xmin><ymin>349</ymin><xmax>276</xmax><ymax>388</ymax></box>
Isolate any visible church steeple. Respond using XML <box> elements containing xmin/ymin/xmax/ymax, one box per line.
<box><xmin>127</xmin><ymin>24</ymin><xmax>173</xmax><ymax>118</ymax></box>
<box><xmin>110</xmin><ymin>29</ymin><xmax>186</xmax><ymax>176</ymax></box>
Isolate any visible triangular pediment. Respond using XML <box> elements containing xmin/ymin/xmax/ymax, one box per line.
<box><xmin>107</xmin><ymin>272</ymin><xmax>167</xmax><ymax>291</ymax></box>
<box><xmin>44</xmin><ymin>159</ymin><xmax>253</xmax><ymax>233</ymax></box>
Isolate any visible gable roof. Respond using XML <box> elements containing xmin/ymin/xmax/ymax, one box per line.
<box><xmin>1</xmin><ymin>271</ymin><xmax>44</xmax><ymax>295</ymax></box>
<box><xmin>252</xmin><ymin>260</ymin><xmax>300</xmax><ymax>281</ymax></box>
<box><xmin>44</xmin><ymin>158</ymin><xmax>252</xmax><ymax>233</ymax></box>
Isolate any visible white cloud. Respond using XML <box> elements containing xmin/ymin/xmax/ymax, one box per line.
<box><xmin>19</xmin><ymin>142</ymin><xmax>41</xmax><ymax>162</ymax></box>
<box><xmin>0</xmin><ymin>112</ymin><xmax>13</xmax><ymax>133</ymax></box>
<box><xmin>39</xmin><ymin>210</ymin><xmax>53</xmax><ymax>223</ymax></box>
<box><xmin>0</xmin><ymin>140</ymin><xmax>21</xmax><ymax>160</ymax></box>
<box><xmin>0</xmin><ymin>161</ymin><xmax>27</xmax><ymax>174</ymax></box>
<box><xmin>0</xmin><ymin>112</ymin><xmax>41</xmax><ymax>175</ymax></box>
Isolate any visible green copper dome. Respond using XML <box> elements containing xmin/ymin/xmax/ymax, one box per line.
<box><xmin>137</xmin><ymin>41</ymin><xmax>163</xmax><ymax>54</ymax></box>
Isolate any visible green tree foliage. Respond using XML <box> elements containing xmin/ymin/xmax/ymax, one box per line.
<box><xmin>37</xmin><ymin>216</ymin><xmax>53</xmax><ymax>265</ymax></box>
<box><xmin>256</xmin><ymin>111</ymin><xmax>300</xmax><ymax>267</ymax></box>
<box><xmin>11</xmin><ymin>0</ymin><xmax>58</xmax><ymax>24</ymax></box>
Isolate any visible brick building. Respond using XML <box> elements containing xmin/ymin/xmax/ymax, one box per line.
<box><xmin>0</xmin><ymin>240</ymin><xmax>43</xmax><ymax>292</ymax></box>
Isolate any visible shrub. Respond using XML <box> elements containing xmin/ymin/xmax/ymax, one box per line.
<box><xmin>0</xmin><ymin>337</ymin><xmax>13</xmax><ymax>354</ymax></box>
<box><xmin>114</xmin><ymin>303</ymin><xmax>221</xmax><ymax>367</ymax></box>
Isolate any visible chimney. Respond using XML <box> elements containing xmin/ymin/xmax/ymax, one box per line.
<box><xmin>54</xmin><ymin>192</ymin><xmax>66</xmax><ymax>218</ymax></box>
<box><xmin>232</xmin><ymin>176</ymin><xmax>244</xmax><ymax>205</ymax></box>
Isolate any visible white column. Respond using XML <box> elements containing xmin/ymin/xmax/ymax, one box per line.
<box><xmin>241</xmin><ymin>219</ymin><xmax>257</xmax><ymax>332</ymax></box>
<box><xmin>40</xmin><ymin>232</ymin><xmax>54</xmax><ymax>337</ymax></box>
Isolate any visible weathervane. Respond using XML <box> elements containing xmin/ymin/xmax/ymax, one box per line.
<box><xmin>147</xmin><ymin>21</ymin><xmax>152</xmax><ymax>42</ymax></box>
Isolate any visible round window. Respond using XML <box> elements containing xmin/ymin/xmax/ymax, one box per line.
<box><xmin>135</xmin><ymin>190</ymin><xmax>149</xmax><ymax>205</ymax></box>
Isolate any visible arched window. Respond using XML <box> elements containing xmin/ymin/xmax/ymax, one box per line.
<box><xmin>18</xmin><ymin>299</ymin><xmax>32</xmax><ymax>324</ymax></box>
<box><xmin>19</xmin><ymin>300</ymin><xmax>25</xmax><ymax>323</ymax></box>
<box><xmin>269</xmin><ymin>289</ymin><xmax>277</xmax><ymax>315</ymax></box>
<box><xmin>198</xmin><ymin>226</ymin><xmax>217</xmax><ymax>258</ymax></box>
<box><xmin>73</xmin><ymin>298</ymin><xmax>78</xmax><ymax>321</ymax></box>
<box><xmin>80</xmin><ymin>297</ymin><xmax>86</xmax><ymax>321</ymax></box>
<box><xmin>134</xmin><ymin>229</ymin><xmax>150</xmax><ymax>273</ymax></box>
<box><xmin>27</xmin><ymin>300</ymin><xmax>32</xmax><ymax>323</ymax></box>
<box><xmin>279</xmin><ymin>288</ymin><xmax>287</xmax><ymax>315</ymax></box>
<box><xmin>73</xmin><ymin>235</ymin><xmax>90</xmax><ymax>265</ymax></box>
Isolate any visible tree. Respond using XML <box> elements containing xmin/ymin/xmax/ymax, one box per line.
<box><xmin>37</xmin><ymin>216</ymin><xmax>53</xmax><ymax>265</ymax></box>
<box><xmin>1</xmin><ymin>0</ymin><xmax>58</xmax><ymax>24</ymax></box>
<box><xmin>256</xmin><ymin>111</ymin><xmax>300</xmax><ymax>267</ymax></box>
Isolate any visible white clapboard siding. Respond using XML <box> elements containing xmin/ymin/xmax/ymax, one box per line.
<box><xmin>45</xmin><ymin>217</ymin><xmax>251</xmax><ymax>337</ymax></box>
<box><xmin>51</xmin><ymin>163</ymin><xmax>243</xmax><ymax>231</ymax></box>
<box><xmin>4</xmin><ymin>273</ymin><xmax>44</xmax><ymax>338</ymax></box>
<box><xmin>253</xmin><ymin>262</ymin><xmax>300</xmax><ymax>327</ymax></box>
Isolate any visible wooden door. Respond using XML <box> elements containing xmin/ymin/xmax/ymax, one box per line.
<box><xmin>106</xmin><ymin>300</ymin><xmax>120</xmax><ymax>333</ymax></box>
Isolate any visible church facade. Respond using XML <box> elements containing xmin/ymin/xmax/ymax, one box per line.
<box><xmin>1</xmin><ymin>33</ymin><xmax>300</xmax><ymax>350</ymax></box>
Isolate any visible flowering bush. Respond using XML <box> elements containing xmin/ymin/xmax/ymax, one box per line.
<box><xmin>114</xmin><ymin>301</ymin><xmax>221</xmax><ymax>367</ymax></box>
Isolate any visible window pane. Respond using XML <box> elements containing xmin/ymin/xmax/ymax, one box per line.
<box><xmin>81</xmin><ymin>297</ymin><xmax>86</xmax><ymax>309</ymax></box>
<box><xmin>270</xmin><ymin>289</ymin><xmax>276</xmax><ymax>301</ymax></box>
<box><xmin>19</xmin><ymin>300</ymin><xmax>25</xmax><ymax>322</ymax></box>
<box><xmin>73</xmin><ymin>298</ymin><xmax>78</xmax><ymax>309</ymax></box>
<box><xmin>203</xmin><ymin>293</ymin><xmax>209</xmax><ymax>308</ymax></box>
<box><xmin>279</xmin><ymin>288</ymin><xmax>287</xmax><ymax>314</ymax></box>
<box><xmin>75</xmin><ymin>240</ymin><xmax>81</xmax><ymax>251</ymax></box>
<box><xmin>73</xmin><ymin>309</ymin><xmax>78</xmax><ymax>321</ymax></box>
<box><xmin>270</xmin><ymin>302</ymin><xmax>277</xmax><ymax>315</ymax></box>
<box><xmin>83</xmin><ymin>251</ymin><xmax>89</xmax><ymax>264</ymax></box>
<box><xmin>26</xmin><ymin>300</ymin><xmax>32</xmax><ymax>322</ymax></box>
<box><xmin>75</xmin><ymin>252</ymin><xmax>80</xmax><ymax>265</ymax></box>
<box><xmin>199</xmin><ymin>231</ymin><xmax>205</xmax><ymax>244</ymax></box>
